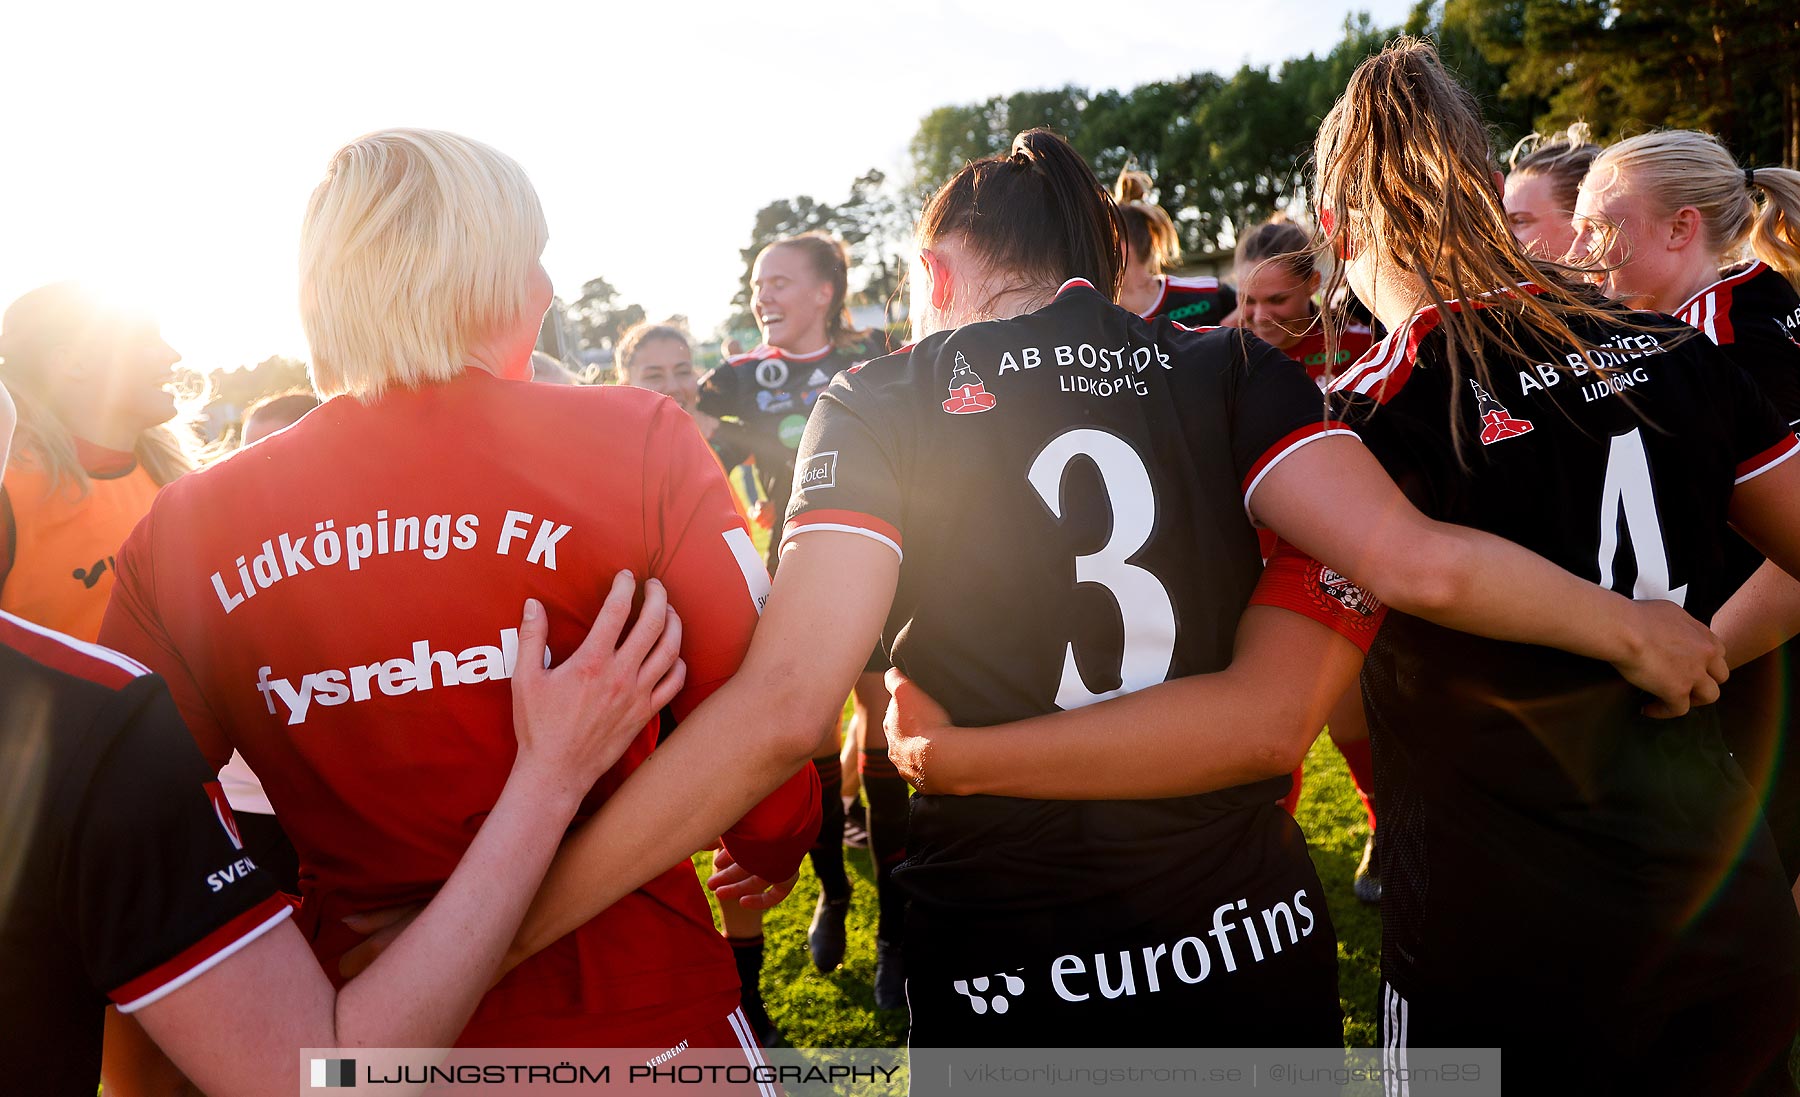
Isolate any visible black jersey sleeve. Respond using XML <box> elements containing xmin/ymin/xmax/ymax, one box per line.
<box><xmin>1229</xmin><ymin>335</ymin><xmax>1359</xmax><ymax>519</ymax></box>
<box><xmin>1724</xmin><ymin>322</ymin><xmax>1800</xmax><ymax>429</ymax></box>
<box><xmin>779</xmin><ymin>358</ymin><xmax>905</xmax><ymax>560</ymax></box>
<box><xmin>697</xmin><ymin>364</ymin><xmax>753</xmax><ymax>468</ymax></box>
<box><xmin>1720</xmin><ymin>347</ymin><xmax>1800</xmax><ymax>486</ymax></box>
<box><xmin>696</xmin><ymin>362</ymin><xmax>742</xmax><ymax>420</ymax></box>
<box><xmin>70</xmin><ymin>676</ymin><xmax>288</xmax><ymax>1013</ymax></box>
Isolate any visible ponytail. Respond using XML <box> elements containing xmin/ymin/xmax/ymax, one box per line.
<box><xmin>1748</xmin><ymin>167</ymin><xmax>1800</xmax><ymax>292</ymax></box>
<box><xmin>919</xmin><ymin>128</ymin><xmax>1123</xmax><ymax>304</ymax></box>
<box><xmin>1113</xmin><ymin>164</ymin><xmax>1182</xmax><ymax>271</ymax></box>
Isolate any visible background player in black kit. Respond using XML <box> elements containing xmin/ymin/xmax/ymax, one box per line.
<box><xmin>0</xmin><ymin>376</ymin><xmax>690</xmax><ymax>1096</ymax></box>
<box><xmin>696</xmin><ymin>231</ymin><xmax>896</xmax><ymax>1032</ymax></box>
<box><xmin>1309</xmin><ymin>42</ymin><xmax>1800</xmax><ymax>1093</ymax></box>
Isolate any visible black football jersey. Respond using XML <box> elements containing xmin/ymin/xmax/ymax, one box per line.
<box><xmin>696</xmin><ymin>332</ymin><xmax>889</xmax><ymax>567</ymax></box>
<box><xmin>1330</xmin><ymin>288</ymin><xmax>1800</xmax><ymax>1005</ymax></box>
<box><xmin>1677</xmin><ymin>260</ymin><xmax>1800</xmax><ymax>425</ymax></box>
<box><xmin>785</xmin><ymin>280</ymin><xmax>1355</xmax><ymax>912</ymax></box>
<box><xmin>1140</xmin><ymin>273</ymin><xmax>1237</xmax><ymax>327</ymax></box>
<box><xmin>0</xmin><ymin>612</ymin><xmax>287</xmax><ymax>1096</ymax></box>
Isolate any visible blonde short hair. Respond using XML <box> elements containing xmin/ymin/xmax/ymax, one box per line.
<box><xmin>301</xmin><ymin>129</ymin><xmax>548</xmax><ymax>399</ymax></box>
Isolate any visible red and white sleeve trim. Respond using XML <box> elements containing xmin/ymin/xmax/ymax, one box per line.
<box><xmin>1735</xmin><ymin>434</ymin><xmax>1800</xmax><ymax>485</ymax></box>
<box><xmin>0</xmin><ymin>610</ymin><xmax>149</xmax><ymax>687</ymax></box>
<box><xmin>779</xmin><ymin>509</ymin><xmax>903</xmax><ymax>561</ymax></box>
<box><xmin>1242</xmin><ymin>422</ymin><xmax>1360</xmax><ymax>521</ymax></box>
<box><xmin>111</xmin><ymin>895</ymin><xmax>292</xmax><ymax>1013</ymax></box>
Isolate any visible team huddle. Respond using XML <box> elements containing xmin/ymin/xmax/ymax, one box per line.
<box><xmin>4</xmin><ymin>36</ymin><xmax>1800</xmax><ymax>1097</ymax></box>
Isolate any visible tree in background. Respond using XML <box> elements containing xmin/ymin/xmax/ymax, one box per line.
<box><xmin>569</xmin><ymin>276</ymin><xmax>647</xmax><ymax>356</ymax></box>
<box><xmin>904</xmin><ymin>18</ymin><xmax>1388</xmax><ymax>255</ymax></box>
<box><xmin>1412</xmin><ymin>0</ymin><xmax>1800</xmax><ymax>169</ymax></box>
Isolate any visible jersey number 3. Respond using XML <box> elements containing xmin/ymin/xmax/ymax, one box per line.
<box><xmin>1028</xmin><ymin>429</ymin><xmax>1177</xmax><ymax>709</ymax></box>
<box><xmin>1597</xmin><ymin>427</ymin><xmax>1687</xmax><ymax>607</ymax></box>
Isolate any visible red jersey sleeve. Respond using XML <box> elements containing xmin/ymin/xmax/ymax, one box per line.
<box><xmin>1248</xmin><ymin>539</ymin><xmax>1387</xmax><ymax>653</ymax></box>
<box><xmin>99</xmin><ymin>501</ymin><xmax>233</xmax><ymax>770</ymax></box>
<box><xmin>644</xmin><ymin>401</ymin><xmax>820</xmax><ymax>881</ymax></box>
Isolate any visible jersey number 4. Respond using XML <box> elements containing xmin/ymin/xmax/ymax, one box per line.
<box><xmin>1597</xmin><ymin>427</ymin><xmax>1687</xmax><ymax>607</ymax></box>
<box><xmin>1028</xmin><ymin>429</ymin><xmax>1177</xmax><ymax>709</ymax></box>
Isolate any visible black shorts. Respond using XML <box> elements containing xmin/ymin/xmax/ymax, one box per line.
<box><xmin>902</xmin><ymin>809</ymin><xmax>1340</xmax><ymax>1048</ymax></box>
<box><xmin>1380</xmin><ymin>969</ymin><xmax>1800</xmax><ymax>1097</ymax></box>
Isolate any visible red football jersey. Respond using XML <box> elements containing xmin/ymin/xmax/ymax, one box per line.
<box><xmin>100</xmin><ymin>370</ymin><xmax>819</xmax><ymax>1047</ymax></box>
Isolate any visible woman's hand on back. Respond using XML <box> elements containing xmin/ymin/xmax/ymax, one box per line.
<box><xmin>509</xmin><ymin>572</ymin><xmax>687</xmax><ymax>809</ymax></box>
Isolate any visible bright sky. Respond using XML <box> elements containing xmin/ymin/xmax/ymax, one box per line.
<box><xmin>1</xmin><ymin>0</ymin><xmax>1413</xmax><ymax>371</ymax></box>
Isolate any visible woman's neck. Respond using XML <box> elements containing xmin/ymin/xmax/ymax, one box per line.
<box><xmin>947</xmin><ymin>283</ymin><xmax>1058</xmax><ymax>329</ymax></box>
<box><xmin>771</xmin><ymin>323</ymin><xmax>831</xmax><ymax>357</ymax></box>
<box><xmin>1361</xmin><ymin>266</ymin><xmax>1433</xmax><ymax>334</ymax></box>
<box><xmin>1653</xmin><ymin>250</ymin><xmax>1733</xmax><ymax>314</ymax></box>
<box><xmin>1117</xmin><ymin>271</ymin><xmax>1162</xmax><ymax>316</ymax></box>
<box><xmin>54</xmin><ymin>402</ymin><xmax>142</xmax><ymax>453</ymax></box>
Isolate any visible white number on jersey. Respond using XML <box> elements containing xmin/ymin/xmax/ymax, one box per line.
<box><xmin>1027</xmin><ymin>429</ymin><xmax>1177</xmax><ymax>709</ymax></box>
<box><xmin>1596</xmin><ymin>427</ymin><xmax>1687</xmax><ymax>606</ymax></box>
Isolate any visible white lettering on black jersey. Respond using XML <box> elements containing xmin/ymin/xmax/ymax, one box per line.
<box><xmin>784</xmin><ymin>279</ymin><xmax>1351</xmax><ymax>912</ymax></box>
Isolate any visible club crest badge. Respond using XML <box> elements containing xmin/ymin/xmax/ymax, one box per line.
<box><xmin>755</xmin><ymin>357</ymin><xmax>790</xmax><ymax>390</ymax></box>
<box><xmin>1470</xmin><ymin>379</ymin><xmax>1533</xmax><ymax>445</ymax></box>
<box><xmin>942</xmin><ymin>352</ymin><xmax>997</xmax><ymax>415</ymax></box>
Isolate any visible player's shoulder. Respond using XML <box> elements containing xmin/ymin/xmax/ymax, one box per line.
<box><xmin>0</xmin><ymin>610</ymin><xmax>150</xmax><ymax>691</ymax></box>
<box><xmin>1677</xmin><ymin>261</ymin><xmax>1797</xmax><ymax>346</ymax></box>
<box><xmin>724</xmin><ymin>344</ymin><xmax>781</xmax><ymax>368</ymax></box>
<box><xmin>1165</xmin><ymin>274</ymin><xmax>1223</xmax><ymax>294</ymax></box>
<box><xmin>1326</xmin><ymin>307</ymin><xmax>1442</xmax><ymax>404</ymax></box>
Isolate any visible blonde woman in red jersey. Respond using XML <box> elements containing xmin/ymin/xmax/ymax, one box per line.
<box><xmin>100</xmin><ymin>129</ymin><xmax>820</xmax><ymax>1057</ymax></box>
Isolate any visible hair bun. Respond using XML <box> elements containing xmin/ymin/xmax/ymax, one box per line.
<box><xmin>1113</xmin><ymin>167</ymin><xmax>1154</xmax><ymax>205</ymax></box>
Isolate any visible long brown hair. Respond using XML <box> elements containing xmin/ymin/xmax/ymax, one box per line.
<box><xmin>919</xmin><ymin>128</ymin><xmax>1124</xmax><ymax>306</ymax></box>
<box><xmin>1314</xmin><ymin>38</ymin><xmax>1651</xmax><ymax>452</ymax></box>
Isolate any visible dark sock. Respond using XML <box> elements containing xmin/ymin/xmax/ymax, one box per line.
<box><xmin>728</xmin><ymin>934</ymin><xmax>764</xmax><ymax>998</ymax></box>
<box><xmin>862</xmin><ymin>748</ymin><xmax>911</xmax><ymax>943</ymax></box>
<box><xmin>809</xmin><ymin>755</ymin><xmax>851</xmax><ymax>902</ymax></box>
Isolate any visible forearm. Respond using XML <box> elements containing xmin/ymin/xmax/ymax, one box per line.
<box><xmin>929</xmin><ymin>674</ymin><xmax>1296</xmax><ymax>799</ymax></box>
<box><xmin>507</xmin><ymin>532</ymin><xmax>895</xmax><ymax>966</ymax></box>
<box><xmin>330</xmin><ymin>763</ymin><xmax>582</xmax><ymax>1045</ymax></box>
<box><xmin>508</xmin><ymin>679</ymin><xmax>826</xmax><ymax>965</ymax></box>
<box><xmin>1382</xmin><ymin>521</ymin><xmax>1644</xmax><ymax>665</ymax></box>
<box><xmin>1713</xmin><ymin>561</ymin><xmax>1800</xmax><ymax>668</ymax></box>
<box><xmin>921</xmin><ymin>609</ymin><xmax>1362</xmax><ymax>800</ymax></box>
<box><xmin>1249</xmin><ymin>439</ymin><xmax>1646</xmax><ymax>667</ymax></box>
